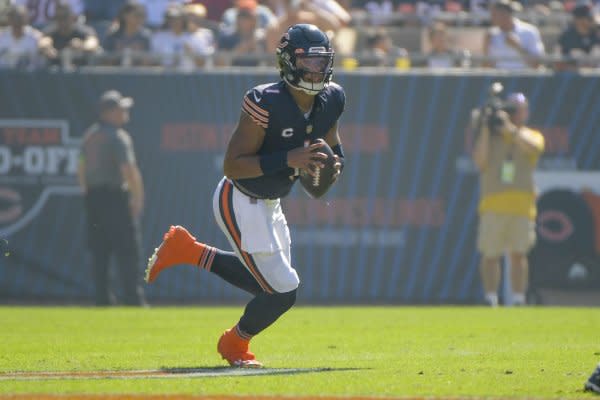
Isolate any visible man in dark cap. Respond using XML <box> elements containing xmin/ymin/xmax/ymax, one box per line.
<box><xmin>556</xmin><ymin>4</ymin><xmax>600</xmax><ymax>69</ymax></box>
<box><xmin>41</xmin><ymin>2</ymin><xmax>99</xmax><ymax>67</ymax></box>
<box><xmin>77</xmin><ymin>90</ymin><xmax>146</xmax><ymax>306</ymax></box>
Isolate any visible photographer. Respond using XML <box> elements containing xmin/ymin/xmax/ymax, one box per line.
<box><xmin>472</xmin><ymin>91</ymin><xmax>545</xmax><ymax>306</ymax></box>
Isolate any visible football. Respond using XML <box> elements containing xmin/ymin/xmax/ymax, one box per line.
<box><xmin>299</xmin><ymin>139</ymin><xmax>337</xmax><ymax>199</ymax></box>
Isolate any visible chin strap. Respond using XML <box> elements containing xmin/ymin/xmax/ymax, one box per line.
<box><xmin>285</xmin><ymin>76</ymin><xmax>325</xmax><ymax>95</ymax></box>
<box><xmin>297</xmin><ymin>79</ymin><xmax>325</xmax><ymax>95</ymax></box>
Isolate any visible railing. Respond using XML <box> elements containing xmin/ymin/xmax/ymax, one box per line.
<box><xmin>2</xmin><ymin>48</ymin><xmax>598</xmax><ymax>73</ymax></box>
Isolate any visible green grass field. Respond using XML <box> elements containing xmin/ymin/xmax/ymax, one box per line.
<box><xmin>1</xmin><ymin>306</ymin><xmax>599</xmax><ymax>398</ymax></box>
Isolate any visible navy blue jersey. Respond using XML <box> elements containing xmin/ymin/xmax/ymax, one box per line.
<box><xmin>234</xmin><ymin>80</ymin><xmax>345</xmax><ymax>199</ymax></box>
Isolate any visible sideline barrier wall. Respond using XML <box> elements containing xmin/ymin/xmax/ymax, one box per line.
<box><xmin>0</xmin><ymin>70</ymin><xmax>598</xmax><ymax>303</ymax></box>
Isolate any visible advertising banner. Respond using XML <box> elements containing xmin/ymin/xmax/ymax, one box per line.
<box><xmin>0</xmin><ymin>71</ymin><xmax>598</xmax><ymax>303</ymax></box>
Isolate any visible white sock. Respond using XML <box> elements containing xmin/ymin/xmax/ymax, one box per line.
<box><xmin>485</xmin><ymin>292</ymin><xmax>498</xmax><ymax>306</ymax></box>
<box><xmin>512</xmin><ymin>293</ymin><xmax>526</xmax><ymax>305</ymax></box>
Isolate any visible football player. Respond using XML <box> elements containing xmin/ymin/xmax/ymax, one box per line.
<box><xmin>586</xmin><ymin>363</ymin><xmax>600</xmax><ymax>394</ymax></box>
<box><xmin>145</xmin><ymin>24</ymin><xmax>345</xmax><ymax>367</ymax></box>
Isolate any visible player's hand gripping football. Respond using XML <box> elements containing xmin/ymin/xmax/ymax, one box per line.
<box><xmin>287</xmin><ymin>140</ymin><xmax>327</xmax><ymax>177</ymax></box>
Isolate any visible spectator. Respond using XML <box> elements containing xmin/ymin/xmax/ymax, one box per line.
<box><xmin>268</xmin><ymin>0</ymin><xmax>352</xmax><ymax>22</ymax></box>
<box><xmin>556</xmin><ymin>4</ymin><xmax>600</xmax><ymax>70</ymax></box>
<box><xmin>102</xmin><ymin>0</ymin><xmax>152</xmax><ymax>66</ymax></box>
<box><xmin>217</xmin><ymin>1</ymin><xmax>266</xmax><ymax>66</ymax></box>
<box><xmin>13</xmin><ymin>0</ymin><xmax>83</xmax><ymax>28</ymax></box>
<box><xmin>483</xmin><ymin>0</ymin><xmax>545</xmax><ymax>69</ymax></box>
<box><xmin>426</xmin><ymin>21</ymin><xmax>470</xmax><ymax>68</ymax></box>
<box><xmin>188</xmin><ymin>0</ymin><xmax>232</xmax><ymax>22</ymax></box>
<box><xmin>363</xmin><ymin>0</ymin><xmax>395</xmax><ymax>25</ymax></box>
<box><xmin>416</xmin><ymin>1</ymin><xmax>470</xmax><ymax>23</ymax></box>
<box><xmin>0</xmin><ymin>5</ymin><xmax>51</xmax><ymax>69</ymax></box>
<box><xmin>468</xmin><ymin>0</ymin><xmax>490</xmax><ymax>15</ymax></box>
<box><xmin>265</xmin><ymin>0</ymin><xmax>341</xmax><ymax>52</ymax></box>
<box><xmin>311</xmin><ymin>0</ymin><xmax>351</xmax><ymax>25</ymax></box>
<box><xmin>220</xmin><ymin>0</ymin><xmax>276</xmax><ymax>33</ymax></box>
<box><xmin>180</xmin><ymin>3</ymin><xmax>215</xmax><ymax>70</ymax></box>
<box><xmin>78</xmin><ymin>90</ymin><xmax>146</xmax><ymax>307</ymax></box>
<box><xmin>183</xmin><ymin>1</ymin><xmax>219</xmax><ymax>32</ymax></box>
<box><xmin>42</xmin><ymin>2</ymin><xmax>99</xmax><ymax>67</ymax></box>
<box><xmin>84</xmin><ymin>0</ymin><xmax>126</xmax><ymax>23</ymax></box>
<box><xmin>150</xmin><ymin>4</ymin><xmax>188</xmax><ymax>67</ymax></box>
<box><xmin>138</xmin><ymin>0</ymin><xmax>186</xmax><ymax>29</ymax></box>
<box><xmin>262</xmin><ymin>0</ymin><xmax>286</xmax><ymax>17</ymax></box>
<box><xmin>360</xmin><ymin>29</ymin><xmax>407</xmax><ymax>66</ymax></box>
<box><xmin>416</xmin><ymin>0</ymin><xmax>444</xmax><ymax>24</ymax></box>
<box><xmin>361</xmin><ymin>30</ymin><xmax>391</xmax><ymax>66</ymax></box>
<box><xmin>471</xmin><ymin>92</ymin><xmax>545</xmax><ymax>307</ymax></box>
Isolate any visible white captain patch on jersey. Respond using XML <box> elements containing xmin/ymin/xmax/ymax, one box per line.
<box><xmin>281</xmin><ymin>128</ymin><xmax>294</xmax><ymax>138</ymax></box>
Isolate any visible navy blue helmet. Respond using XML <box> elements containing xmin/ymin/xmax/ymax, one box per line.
<box><xmin>276</xmin><ymin>24</ymin><xmax>335</xmax><ymax>95</ymax></box>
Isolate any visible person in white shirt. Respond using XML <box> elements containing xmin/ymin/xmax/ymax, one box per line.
<box><xmin>308</xmin><ymin>0</ymin><xmax>350</xmax><ymax>26</ymax></box>
<box><xmin>483</xmin><ymin>0</ymin><xmax>545</xmax><ymax>70</ymax></box>
<box><xmin>150</xmin><ymin>4</ymin><xmax>188</xmax><ymax>68</ymax></box>
<box><xmin>180</xmin><ymin>3</ymin><xmax>214</xmax><ymax>71</ymax></box>
<box><xmin>11</xmin><ymin>0</ymin><xmax>83</xmax><ymax>28</ymax></box>
<box><xmin>138</xmin><ymin>0</ymin><xmax>186</xmax><ymax>29</ymax></box>
<box><xmin>0</xmin><ymin>5</ymin><xmax>51</xmax><ymax>68</ymax></box>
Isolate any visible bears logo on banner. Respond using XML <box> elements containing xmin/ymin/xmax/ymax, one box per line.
<box><xmin>530</xmin><ymin>172</ymin><xmax>600</xmax><ymax>290</ymax></box>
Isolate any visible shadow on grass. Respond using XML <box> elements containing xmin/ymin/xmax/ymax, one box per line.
<box><xmin>160</xmin><ymin>366</ymin><xmax>366</xmax><ymax>377</ymax></box>
<box><xmin>0</xmin><ymin>367</ymin><xmax>368</xmax><ymax>381</ymax></box>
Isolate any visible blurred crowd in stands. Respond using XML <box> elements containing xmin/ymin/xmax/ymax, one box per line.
<box><xmin>0</xmin><ymin>0</ymin><xmax>599</xmax><ymax>71</ymax></box>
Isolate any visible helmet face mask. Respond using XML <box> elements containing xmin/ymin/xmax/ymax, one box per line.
<box><xmin>294</xmin><ymin>54</ymin><xmax>334</xmax><ymax>95</ymax></box>
<box><xmin>277</xmin><ymin>24</ymin><xmax>334</xmax><ymax>96</ymax></box>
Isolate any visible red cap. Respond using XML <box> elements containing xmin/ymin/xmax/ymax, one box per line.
<box><xmin>236</xmin><ymin>0</ymin><xmax>257</xmax><ymax>12</ymax></box>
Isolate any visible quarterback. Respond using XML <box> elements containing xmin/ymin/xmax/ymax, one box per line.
<box><xmin>145</xmin><ymin>24</ymin><xmax>345</xmax><ymax>367</ymax></box>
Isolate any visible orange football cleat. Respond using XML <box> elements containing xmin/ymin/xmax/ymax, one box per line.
<box><xmin>144</xmin><ymin>225</ymin><xmax>203</xmax><ymax>283</ymax></box>
<box><xmin>217</xmin><ymin>328</ymin><xmax>263</xmax><ymax>368</ymax></box>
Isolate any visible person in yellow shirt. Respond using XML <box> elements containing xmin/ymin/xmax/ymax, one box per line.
<box><xmin>472</xmin><ymin>92</ymin><xmax>545</xmax><ymax>306</ymax></box>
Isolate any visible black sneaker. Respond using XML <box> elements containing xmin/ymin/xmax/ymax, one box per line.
<box><xmin>585</xmin><ymin>363</ymin><xmax>600</xmax><ymax>394</ymax></box>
